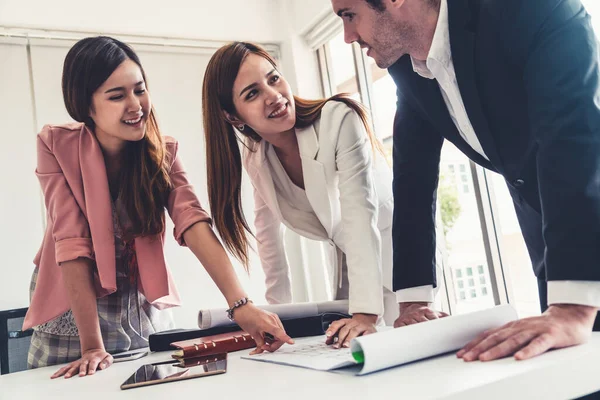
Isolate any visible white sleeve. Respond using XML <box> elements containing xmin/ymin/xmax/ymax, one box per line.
<box><xmin>548</xmin><ymin>281</ymin><xmax>600</xmax><ymax>308</ymax></box>
<box><xmin>395</xmin><ymin>285</ymin><xmax>436</xmax><ymax>303</ymax></box>
<box><xmin>253</xmin><ymin>185</ymin><xmax>292</xmax><ymax>304</ymax></box>
<box><xmin>334</xmin><ymin>104</ymin><xmax>384</xmax><ymax>316</ymax></box>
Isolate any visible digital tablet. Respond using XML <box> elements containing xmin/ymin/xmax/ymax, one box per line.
<box><xmin>120</xmin><ymin>353</ymin><xmax>227</xmax><ymax>390</ymax></box>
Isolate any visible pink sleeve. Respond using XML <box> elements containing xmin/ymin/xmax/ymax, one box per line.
<box><xmin>36</xmin><ymin>127</ymin><xmax>94</xmax><ymax>264</ymax></box>
<box><xmin>165</xmin><ymin>140</ymin><xmax>212</xmax><ymax>246</ymax></box>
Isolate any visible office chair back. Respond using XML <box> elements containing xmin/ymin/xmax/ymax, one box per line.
<box><xmin>0</xmin><ymin>308</ymin><xmax>33</xmax><ymax>374</ymax></box>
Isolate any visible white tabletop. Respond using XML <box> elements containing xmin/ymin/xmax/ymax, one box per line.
<box><xmin>2</xmin><ymin>333</ymin><xmax>600</xmax><ymax>400</ymax></box>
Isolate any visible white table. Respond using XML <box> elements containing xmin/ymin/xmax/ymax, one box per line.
<box><xmin>2</xmin><ymin>334</ymin><xmax>600</xmax><ymax>400</ymax></box>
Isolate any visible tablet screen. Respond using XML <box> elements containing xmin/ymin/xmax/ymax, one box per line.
<box><xmin>120</xmin><ymin>353</ymin><xmax>227</xmax><ymax>390</ymax></box>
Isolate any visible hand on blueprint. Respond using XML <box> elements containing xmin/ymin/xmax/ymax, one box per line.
<box><xmin>458</xmin><ymin>304</ymin><xmax>598</xmax><ymax>362</ymax></box>
<box><xmin>234</xmin><ymin>302</ymin><xmax>295</xmax><ymax>355</ymax></box>
<box><xmin>51</xmin><ymin>348</ymin><xmax>114</xmax><ymax>379</ymax></box>
<box><xmin>393</xmin><ymin>302</ymin><xmax>449</xmax><ymax>328</ymax></box>
<box><xmin>325</xmin><ymin>313</ymin><xmax>377</xmax><ymax>348</ymax></box>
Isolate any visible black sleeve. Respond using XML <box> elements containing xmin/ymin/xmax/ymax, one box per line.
<box><xmin>392</xmin><ymin>88</ymin><xmax>444</xmax><ymax>291</ymax></box>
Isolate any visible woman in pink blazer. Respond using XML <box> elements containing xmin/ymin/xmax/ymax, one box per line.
<box><xmin>24</xmin><ymin>36</ymin><xmax>292</xmax><ymax>378</ymax></box>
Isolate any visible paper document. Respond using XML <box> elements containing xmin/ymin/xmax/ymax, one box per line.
<box><xmin>242</xmin><ymin>305</ymin><xmax>518</xmax><ymax>375</ymax></box>
<box><xmin>197</xmin><ymin>300</ymin><xmax>349</xmax><ymax>329</ymax></box>
<box><xmin>242</xmin><ymin>336</ymin><xmax>358</xmax><ymax>371</ymax></box>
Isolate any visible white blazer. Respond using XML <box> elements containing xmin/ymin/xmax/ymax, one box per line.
<box><xmin>243</xmin><ymin>101</ymin><xmax>393</xmax><ymax>316</ymax></box>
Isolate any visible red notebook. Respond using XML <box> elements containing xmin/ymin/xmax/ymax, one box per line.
<box><xmin>171</xmin><ymin>331</ymin><xmax>256</xmax><ymax>359</ymax></box>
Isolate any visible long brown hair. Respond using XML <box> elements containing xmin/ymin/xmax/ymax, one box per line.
<box><xmin>62</xmin><ymin>36</ymin><xmax>171</xmax><ymax>238</ymax></box>
<box><xmin>203</xmin><ymin>41</ymin><xmax>384</xmax><ymax>268</ymax></box>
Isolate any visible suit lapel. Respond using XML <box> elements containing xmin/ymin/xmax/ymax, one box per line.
<box><xmin>448</xmin><ymin>0</ymin><xmax>504</xmax><ymax>171</ymax></box>
<box><xmin>390</xmin><ymin>57</ymin><xmax>493</xmax><ymax>169</ymax></box>
<box><xmin>405</xmin><ymin>68</ymin><xmax>463</xmax><ymax>144</ymax></box>
<box><xmin>79</xmin><ymin>126</ymin><xmax>116</xmax><ymax>290</ymax></box>
<box><xmin>296</xmin><ymin>124</ymin><xmax>334</xmax><ymax>238</ymax></box>
<box><xmin>247</xmin><ymin>142</ymin><xmax>284</xmax><ymax>222</ymax></box>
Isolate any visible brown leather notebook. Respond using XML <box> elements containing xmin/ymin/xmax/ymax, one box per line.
<box><xmin>171</xmin><ymin>331</ymin><xmax>256</xmax><ymax>359</ymax></box>
<box><xmin>174</xmin><ymin>353</ymin><xmax>228</xmax><ymax>368</ymax></box>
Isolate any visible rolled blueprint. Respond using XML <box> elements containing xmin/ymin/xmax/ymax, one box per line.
<box><xmin>351</xmin><ymin>304</ymin><xmax>518</xmax><ymax>375</ymax></box>
<box><xmin>198</xmin><ymin>300</ymin><xmax>349</xmax><ymax>329</ymax></box>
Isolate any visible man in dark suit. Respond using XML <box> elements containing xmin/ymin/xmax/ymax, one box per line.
<box><xmin>332</xmin><ymin>0</ymin><xmax>600</xmax><ymax>361</ymax></box>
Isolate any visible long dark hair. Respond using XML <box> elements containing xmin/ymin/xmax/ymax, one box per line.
<box><xmin>202</xmin><ymin>41</ymin><xmax>384</xmax><ymax>268</ymax></box>
<box><xmin>62</xmin><ymin>36</ymin><xmax>171</xmax><ymax>238</ymax></box>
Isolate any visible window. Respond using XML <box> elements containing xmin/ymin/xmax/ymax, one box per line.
<box><xmin>582</xmin><ymin>1</ymin><xmax>600</xmax><ymax>35</ymax></box>
<box><xmin>481</xmin><ymin>287</ymin><xmax>489</xmax><ymax>296</ymax></box>
<box><xmin>466</xmin><ymin>267</ymin><xmax>473</xmax><ymax>276</ymax></box>
<box><xmin>468</xmin><ymin>278</ymin><xmax>475</xmax><ymax>287</ymax></box>
<box><xmin>460</xmin><ymin>291</ymin><xmax>466</xmax><ymax>300</ymax></box>
<box><xmin>478</xmin><ymin>265</ymin><xmax>484</xmax><ymax>274</ymax></box>
<box><xmin>321</xmin><ymin>32</ymin><xmax>360</xmax><ymax>100</ymax></box>
<box><xmin>474</xmin><ymin>170</ymin><xmax>539</xmax><ymax>317</ymax></box>
<box><xmin>455</xmin><ymin>269</ymin><xmax>463</xmax><ymax>278</ymax></box>
<box><xmin>480</xmin><ymin>276</ymin><xmax>486</xmax><ymax>285</ymax></box>
<box><xmin>460</xmin><ymin>170</ymin><xmax>470</xmax><ymax>194</ymax></box>
<box><xmin>458</xmin><ymin>280</ymin><xmax>464</xmax><ymax>289</ymax></box>
<box><xmin>470</xmin><ymin>289</ymin><xmax>477</xmax><ymax>298</ymax></box>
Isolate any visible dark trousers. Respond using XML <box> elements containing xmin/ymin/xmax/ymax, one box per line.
<box><xmin>537</xmin><ymin>278</ymin><xmax>600</xmax><ymax>331</ymax></box>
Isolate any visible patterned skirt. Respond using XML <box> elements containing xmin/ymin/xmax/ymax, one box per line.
<box><xmin>27</xmin><ymin>266</ymin><xmax>174</xmax><ymax>368</ymax></box>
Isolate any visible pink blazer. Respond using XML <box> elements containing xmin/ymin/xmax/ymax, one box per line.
<box><xmin>23</xmin><ymin>123</ymin><xmax>211</xmax><ymax>330</ymax></box>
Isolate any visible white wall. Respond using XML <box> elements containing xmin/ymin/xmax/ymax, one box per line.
<box><xmin>0</xmin><ymin>39</ymin><xmax>44</xmax><ymax>311</ymax></box>
<box><xmin>277</xmin><ymin>0</ymin><xmax>333</xmax><ymax>99</ymax></box>
<box><xmin>0</xmin><ymin>0</ymin><xmax>283</xmax><ymax>42</ymax></box>
<box><xmin>0</xmin><ymin>0</ymin><xmax>334</xmax><ymax>100</ymax></box>
<box><xmin>287</xmin><ymin>0</ymin><xmax>333</xmax><ymax>35</ymax></box>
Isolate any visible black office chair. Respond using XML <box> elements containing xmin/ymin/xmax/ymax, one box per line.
<box><xmin>0</xmin><ymin>308</ymin><xmax>33</xmax><ymax>374</ymax></box>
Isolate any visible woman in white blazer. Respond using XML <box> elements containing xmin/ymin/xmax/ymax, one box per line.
<box><xmin>202</xmin><ymin>42</ymin><xmax>396</xmax><ymax>348</ymax></box>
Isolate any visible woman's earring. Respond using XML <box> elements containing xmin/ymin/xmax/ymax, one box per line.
<box><xmin>237</xmin><ymin>124</ymin><xmax>245</xmax><ymax>131</ymax></box>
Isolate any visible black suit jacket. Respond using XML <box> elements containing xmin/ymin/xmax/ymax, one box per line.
<box><xmin>390</xmin><ymin>0</ymin><xmax>600</xmax><ymax>293</ymax></box>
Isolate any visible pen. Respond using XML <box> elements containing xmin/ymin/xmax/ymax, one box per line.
<box><xmin>264</xmin><ymin>332</ymin><xmax>275</xmax><ymax>344</ymax></box>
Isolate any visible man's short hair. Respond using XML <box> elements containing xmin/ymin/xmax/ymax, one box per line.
<box><xmin>365</xmin><ymin>0</ymin><xmax>386</xmax><ymax>12</ymax></box>
<box><xmin>365</xmin><ymin>0</ymin><xmax>440</xmax><ymax>12</ymax></box>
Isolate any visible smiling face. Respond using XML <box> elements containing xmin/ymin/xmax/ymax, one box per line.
<box><xmin>332</xmin><ymin>0</ymin><xmax>421</xmax><ymax>68</ymax></box>
<box><xmin>228</xmin><ymin>53</ymin><xmax>296</xmax><ymax>139</ymax></box>
<box><xmin>89</xmin><ymin>58</ymin><xmax>151</xmax><ymax>152</ymax></box>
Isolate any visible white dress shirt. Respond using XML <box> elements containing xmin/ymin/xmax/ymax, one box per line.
<box><xmin>397</xmin><ymin>0</ymin><xmax>600</xmax><ymax>309</ymax></box>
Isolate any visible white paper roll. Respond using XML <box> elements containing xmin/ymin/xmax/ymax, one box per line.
<box><xmin>197</xmin><ymin>300</ymin><xmax>350</xmax><ymax>329</ymax></box>
<box><xmin>351</xmin><ymin>304</ymin><xmax>518</xmax><ymax>375</ymax></box>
